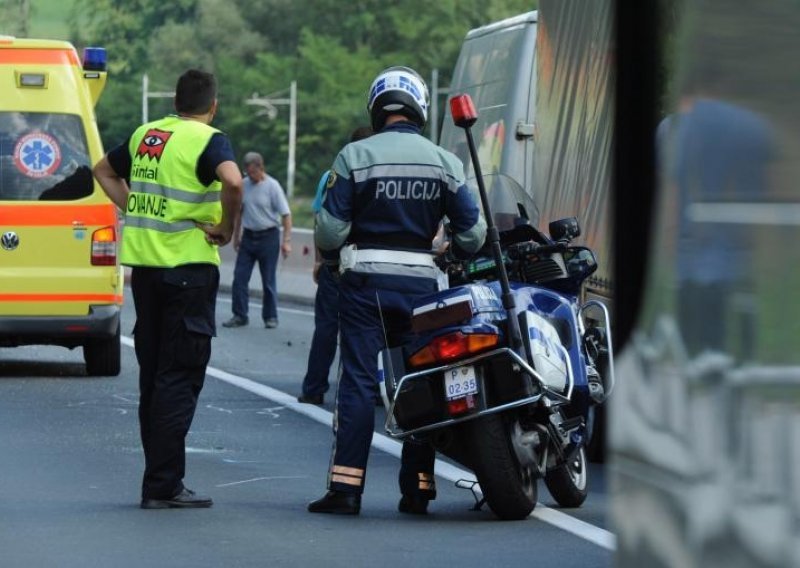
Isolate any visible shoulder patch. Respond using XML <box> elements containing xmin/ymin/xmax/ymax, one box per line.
<box><xmin>325</xmin><ymin>170</ymin><xmax>337</xmax><ymax>189</ymax></box>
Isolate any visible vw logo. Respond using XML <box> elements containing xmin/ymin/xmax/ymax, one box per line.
<box><xmin>1</xmin><ymin>231</ymin><xmax>19</xmax><ymax>251</ymax></box>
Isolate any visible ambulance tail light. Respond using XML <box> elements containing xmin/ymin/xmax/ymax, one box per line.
<box><xmin>91</xmin><ymin>226</ymin><xmax>117</xmax><ymax>266</ymax></box>
<box><xmin>407</xmin><ymin>331</ymin><xmax>499</xmax><ymax>368</ymax></box>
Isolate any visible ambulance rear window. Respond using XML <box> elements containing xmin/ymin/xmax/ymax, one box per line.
<box><xmin>0</xmin><ymin>112</ymin><xmax>93</xmax><ymax>201</ymax></box>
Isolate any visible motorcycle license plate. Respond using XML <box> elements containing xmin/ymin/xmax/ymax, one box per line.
<box><xmin>444</xmin><ymin>365</ymin><xmax>478</xmax><ymax>400</ymax></box>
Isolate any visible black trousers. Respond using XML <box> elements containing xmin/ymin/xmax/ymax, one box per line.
<box><xmin>130</xmin><ymin>264</ymin><xmax>219</xmax><ymax>499</ymax></box>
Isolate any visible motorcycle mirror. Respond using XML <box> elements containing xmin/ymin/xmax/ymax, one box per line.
<box><xmin>564</xmin><ymin>246</ymin><xmax>598</xmax><ymax>280</ymax></box>
<box><xmin>549</xmin><ymin>217</ymin><xmax>581</xmax><ymax>241</ymax></box>
<box><xmin>450</xmin><ymin>94</ymin><xmax>478</xmax><ymax>128</ymax></box>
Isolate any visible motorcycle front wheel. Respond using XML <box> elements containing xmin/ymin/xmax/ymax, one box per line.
<box><xmin>544</xmin><ymin>445</ymin><xmax>589</xmax><ymax>507</ymax></box>
<box><xmin>467</xmin><ymin>413</ymin><xmax>537</xmax><ymax>520</ymax></box>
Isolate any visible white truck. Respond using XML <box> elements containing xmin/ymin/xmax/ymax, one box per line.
<box><xmin>438</xmin><ymin>6</ymin><xmax>614</xmax><ymax>460</ymax></box>
<box><xmin>438</xmin><ymin>7</ymin><xmax>613</xmax><ymax>312</ymax></box>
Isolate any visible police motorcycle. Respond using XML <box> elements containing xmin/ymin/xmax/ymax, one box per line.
<box><xmin>378</xmin><ymin>95</ymin><xmax>614</xmax><ymax>520</ymax></box>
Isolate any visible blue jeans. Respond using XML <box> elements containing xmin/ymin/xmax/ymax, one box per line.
<box><xmin>231</xmin><ymin>228</ymin><xmax>280</xmax><ymax>321</ymax></box>
<box><xmin>300</xmin><ymin>264</ymin><xmax>339</xmax><ymax>397</ymax></box>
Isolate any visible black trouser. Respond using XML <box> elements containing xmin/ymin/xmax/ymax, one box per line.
<box><xmin>130</xmin><ymin>264</ymin><xmax>219</xmax><ymax>499</ymax></box>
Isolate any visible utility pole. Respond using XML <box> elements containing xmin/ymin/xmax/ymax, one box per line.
<box><xmin>141</xmin><ymin>74</ymin><xmax>174</xmax><ymax>123</ymax></box>
<box><xmin>245</xmin><ymin>80</ymin><xmax>297</xmax><ymax>197</ymax></box>
<box><xmin>429</xmin><ymin>69</ymin><xmax>450</xmax><ymax>145</ymax></box>
<box><xmin>20</xmin><ymin>0</ymin><xmax>29</xmax><ymax>37</ymax></box>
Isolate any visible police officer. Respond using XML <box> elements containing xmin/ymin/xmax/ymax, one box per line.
<box><xmin>308</xmin><ymin>66</ymin><xmax>486</xmax><ymax>515</ymax></box>
<box><xmin>93</xmin><ymin>69</ymin><xmax>243</xmax><ymax>509</ymax></box>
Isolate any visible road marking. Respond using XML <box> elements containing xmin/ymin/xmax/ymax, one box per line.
<box><xmin>216</xmin><ymin>296</ymin><xmax>313</xmax><ymax>318</ymax></box>
<box><xmin>216</xmin><ymin>475</ymin><xmax>308</xmax><ymax>488</ymax></box>
<box><xmin>120</xmin><ymin>335</ymin><xmax>615</xmax><ymax>550</ymax></box>
<box><xmin>186</xmin><ymin>447</ymin><xmax>226</xmax><ymax>454</ymax></box>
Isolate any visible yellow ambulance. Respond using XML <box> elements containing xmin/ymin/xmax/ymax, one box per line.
<box><xmin>0</xmin><ymin>37</ymin><xmax>122</xmax><ymax>376</ymax></box>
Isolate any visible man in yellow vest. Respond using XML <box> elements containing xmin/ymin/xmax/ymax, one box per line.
<box><xmin>93</xmin><ymin>69</ymin><xmax>243</xmax><ymax>509</ymax></box>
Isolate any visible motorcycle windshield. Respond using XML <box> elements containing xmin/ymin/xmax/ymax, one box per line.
<box><xmin>465</xmin><ymin>174</ymin><xmax>541</xmax><ymax>238</ymax></box>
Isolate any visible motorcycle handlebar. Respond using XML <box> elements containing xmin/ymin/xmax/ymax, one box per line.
<box><xmin>508</xmin><ymin>241</ymin><xmax>567</xmax><ymax>259</ymax></box>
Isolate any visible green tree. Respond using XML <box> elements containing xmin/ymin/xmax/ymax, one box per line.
<box><xmin>0</xmin><ymin>0</ymin><xmax>30</xmax><ymax>36</ymax></box>
<box><xmin>66</xmin><ymin>0</ymin><xmax>536</xmax><ymax>201</ymax></box>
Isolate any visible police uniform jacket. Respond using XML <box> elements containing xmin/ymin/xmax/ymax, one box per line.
<box><xmin>316</xmin><ymin>121</ymin><xmax>486</xmax><ymax>273</ymax></box>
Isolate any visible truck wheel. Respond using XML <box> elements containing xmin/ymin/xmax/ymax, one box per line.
<box><xmin>84</xmin><ymin>323</ymin><xmax>121</xmax><ymax>377</ymax></box>
<box><xmin>468</xmin><ymin>414</ymin><xmax>537</xmax><ymax>520</ymax></box>
<box><xmin>544</xmin><ymin>445</ymin><xmax>588</xmax><ymax>507</ymax></box>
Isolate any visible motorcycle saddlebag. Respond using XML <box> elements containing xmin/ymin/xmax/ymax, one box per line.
<box><xmin>382</xmin><ymin>348</ymin><xmax>445</xmax><ymax>431</ymax></box>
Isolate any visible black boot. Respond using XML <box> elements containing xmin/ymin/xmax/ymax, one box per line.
<box><xmin>308</xmin><ymin>490</ymin><xmax>361</xmax><ymax>515</ymax></box>
<box><xmin>398</xmin><ymin>494</ymin><xmax>429</xmax><ymax>515</ymax></box>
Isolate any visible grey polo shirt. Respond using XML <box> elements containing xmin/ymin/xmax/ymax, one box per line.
<box><xmin>241</xmin><ymin>173</ymin><xmax>290</xmax><ymax>231</ymax></box>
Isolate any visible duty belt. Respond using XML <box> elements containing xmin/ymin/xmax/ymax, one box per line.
<box><xmin>339</xmin><ymin>245</ymin><xmax>442</xmax><ymax>283</ymax></box>
<box><xmin>349</xmin><ymin>248</ymin><xmax>436</xmax><ymax>268</ymax></box>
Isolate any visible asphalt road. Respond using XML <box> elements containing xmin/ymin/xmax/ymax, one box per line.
<box><xmin>0</xmin><ymin>288</ymin><xmax>614</xmax><ymax>568</ymax></box>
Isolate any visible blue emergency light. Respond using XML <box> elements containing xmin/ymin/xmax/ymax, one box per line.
<box><xmin>82</xmin><ymin>47</ymin><xmax>107</xmax><ymax>72</ymax></box>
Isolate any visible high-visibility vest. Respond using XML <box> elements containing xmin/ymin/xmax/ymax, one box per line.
<box><xmin>121</xmin><ymin>115</ymin><xmax>223</xmax><ymax>267</ymax></box>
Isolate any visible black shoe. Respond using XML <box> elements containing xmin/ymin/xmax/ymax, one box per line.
<box><xmin>222</xmin><ymin>316</ymin><xmax>248</xmax><ymax>328</ymax></box>
<box><xmin>307</xmin><ymin>490</ymin><xmax>361</xmax><ymax>515</ymax></box>
<box><xmin>398</xmin><ymin>494</ymin><xmax>429</xmax><ymax>515</ymax></box>
<box><xmin>297</xmin><ymin>393</ymin><xmax>324</xmax><ymax>405</ymax></box>
<box><xmin>140</xmin><ymin>488</ymin><xmax>213</xmax><ymax>509</ymax></box>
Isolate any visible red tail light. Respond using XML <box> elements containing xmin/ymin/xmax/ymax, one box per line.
<box><xmin>408</xmin><ymin>331</ymin><xmax>499</xmax><ymax>368</ymax></box>
<box><xmin>447</xmin><ymin>394</ymin><xmax>479</xmax><ymax>417</ymax></box>
<box><xmin>91</xmin><ymin>226</ymin><xmax>117</xmax><ymax>266</ymax></box>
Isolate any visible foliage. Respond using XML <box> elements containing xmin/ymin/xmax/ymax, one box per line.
<box><xmin>62</xmin><ymin>0</ymin><xmax>535</xmax><ymax>197</ymax></box>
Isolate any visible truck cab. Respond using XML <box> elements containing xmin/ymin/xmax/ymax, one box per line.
<box><xmin>0</xmin><ymin>37</ymin><xmax>122</xmax><ymax>376</ymax></box>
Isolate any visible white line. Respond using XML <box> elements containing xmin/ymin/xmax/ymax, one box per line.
<box><xmin>120</xmin><ymin>335</ymin><xmax>615</xmax><ymax>550</ymax></box>
<box><xmin>292</xmin><ymin>227</ymin><xmax>314</xmax><ymax>235</ymax></box>
<box><xmin>216</xmin><ymin>296</ymin><xmax>313</xmax><ymax>318</ymax></box>
<box><xmin>532</xmin><ymin>507</ymin><xmax>617</xmax><ymax>549</ymax></box>
<box><xmin>217</xmin><ymin>475</ymin><xmax>308</xmax><ymax>488</ymax></box>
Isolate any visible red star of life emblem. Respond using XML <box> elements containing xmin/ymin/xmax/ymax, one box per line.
<box><xmin>136</xmin><ymin>129</ymin><xmax>173</xmax><ymax>161</ymax></box>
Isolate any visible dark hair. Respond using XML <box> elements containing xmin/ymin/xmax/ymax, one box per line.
<box><xmin>350</xmin><ymin>126</ymin><xmax>373</xmax><ymax>143</ymax></box>
<box><xmin>175</xmin><ymin>69</ymin><xmax>217</xmax><ymax>115</ymax></box>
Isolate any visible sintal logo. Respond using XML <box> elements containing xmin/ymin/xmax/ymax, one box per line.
<box><xmin>1</xmin><ymin>231</ymin><xmax>20</xmax><ymax>251</ymax></box>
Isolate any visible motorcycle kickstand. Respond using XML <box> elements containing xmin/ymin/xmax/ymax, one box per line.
<box><xmin>455</xmin><ymin>479</ymin><xmax>486</xmax><ymax>511</ymax></box>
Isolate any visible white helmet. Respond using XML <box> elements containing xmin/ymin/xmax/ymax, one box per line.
<box><xmin>367</xmin><ymin>66</ymin><xmax>429</xmax><ymax>131</ymax></box>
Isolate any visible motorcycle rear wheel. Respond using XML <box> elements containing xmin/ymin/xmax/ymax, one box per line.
<box><xmin>467</xmin><ymin>413</ymin><xmax>537</xmax><ymax>520</ymax></box>
<box><xmin>544</xmin><ymin>445</ymin><xmax>589</xmax><ymax>507</ymax></box>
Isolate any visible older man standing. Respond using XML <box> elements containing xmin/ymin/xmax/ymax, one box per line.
<box><xmin>223</xmin><ymin>152</ymin><xmax>292</xmax><ymax>329</ymax></box>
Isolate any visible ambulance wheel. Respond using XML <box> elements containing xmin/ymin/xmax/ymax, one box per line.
<box><xmin>84</xmin><ymin>323</ymin><xmax>121</xmax><ymax>377</ymax></box>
